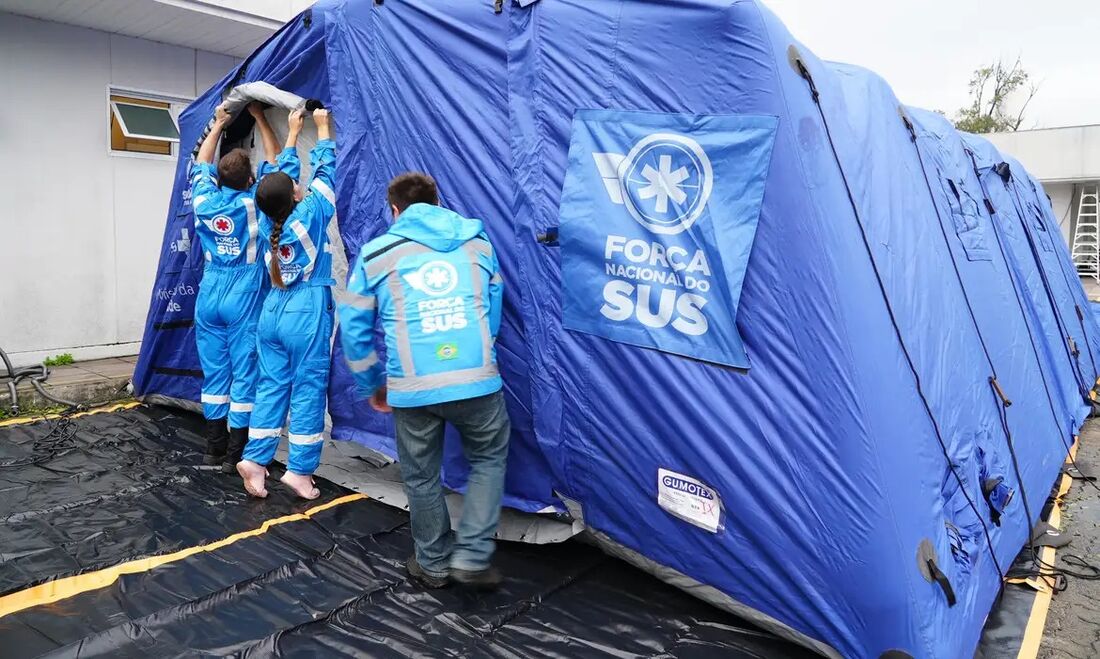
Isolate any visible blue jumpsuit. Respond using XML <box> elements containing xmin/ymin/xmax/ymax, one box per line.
<box><xmin>243</xmin><ymin>139</ymin><xmax>338</xmax><ymax>475</ymax></box>
<box><xmin>190</xmin><ymin>150</ymin><xmax>298</xmax><ymax>428</ymax></box>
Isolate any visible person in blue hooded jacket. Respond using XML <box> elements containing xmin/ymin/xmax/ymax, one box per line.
<box><xmin>237</xmin><ymin>108</ymin><xmax>338</xmax><ymax>501</ymax></box>
<box><xmin>338</xmin><ymin>172</ymin><xmax>511</xmax><ymax>589</ymax></box>
<box><xmin>191</xmin><ymin>102</ymin><xmax>299</xmax><ymax>472</ymax></box>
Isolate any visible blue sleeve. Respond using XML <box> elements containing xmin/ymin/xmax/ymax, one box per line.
<box><xmin>257</xmin><ymin>147</ymin><xmax>300</xmax><ymax>181</ymax></box>
<box><xmin>189</xmin><ymin>161</ymin><xmax>218</xmax><ymax>218</ymax></box>
<box><xmin>306</xmin><ymin>139</ymin><xmax>337</xmax><ymax>215</ymax></box>
<box><xmin>487</xmin><ymin>241</ymin><xmax>503</xmax><ymax>341</ymax></box>
<box><xmin>277</xmin><ymin>147</ymin><xmax>302</xmax><ymax>180</ymax></box>
<box><xmin>338</xmin><ymin>252</ymin><xmax>385</xmax><ymax>399</ymax></box>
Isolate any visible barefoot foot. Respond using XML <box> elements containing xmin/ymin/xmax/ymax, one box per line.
<box><xmin>280</xmin><ymin>472</ymin><xmax>320</xmax><ymax>500</ymax></box>
<box><xmin>237</xmin><ymin>460</ymin><xmax>269</xmax><ymax>498</ymax></box>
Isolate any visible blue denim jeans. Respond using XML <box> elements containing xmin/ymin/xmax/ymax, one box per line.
<box><xmin>392</xmin><ymin>390</ymin><xmax>511</xmax><ymax>577</ymax></box>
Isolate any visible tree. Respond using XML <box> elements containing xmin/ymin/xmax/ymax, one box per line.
<box><xmin>954</xmin><ymin>58</ymin><xmax>1039</xmax><ymax>134</ymax></box>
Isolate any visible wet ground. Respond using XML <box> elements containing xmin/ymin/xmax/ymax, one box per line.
<box><xmin>1038</xmin><ymin>415</ymin><xmax>1100</xmax><ymax>658</ymax></box>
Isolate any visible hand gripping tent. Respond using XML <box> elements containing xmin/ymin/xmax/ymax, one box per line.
<box><xmin>133</xmin><ymin>1</ymin><xmax>1100</xmax><ymax>657</ymax></box>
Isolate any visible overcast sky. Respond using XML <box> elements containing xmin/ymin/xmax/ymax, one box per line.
<box><xmin>764</xmin><ymin>0</ymin><xmax>1099</xmax><ymax>129</ymax></box>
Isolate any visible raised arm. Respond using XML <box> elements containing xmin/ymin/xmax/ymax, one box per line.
<box><xmin>257</xmin><ymin>109</ymin><xmax>303</xmax><ymax>182</ymax></box>
<box><xmin>196</xmin><ymin>105</ymin><xmax>231</xmax><ymax>165</ymax></box>
<box><xmin>306</xmin><ymin>109</ymin><xmax>337</xmax><ymax>213</ymax></box>
<box><xmin>249</xmin><ymin>102</ymin><xmax>279</xmax><ymax>165</ymax></box>
<box><xmin>315</xmin><ymin>107</ymin><xmax>331</xmax><ymax>142</ymax></box>
<box><xmin>286</xmin><ymin>108</ymin><xmax>304</xmax><ymax>150</ymax></box>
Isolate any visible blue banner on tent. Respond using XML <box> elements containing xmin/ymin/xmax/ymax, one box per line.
<box><xmin>558</xmin><ymin>110</ymin><xmax>778</xmax><ymax>369</ymax></box>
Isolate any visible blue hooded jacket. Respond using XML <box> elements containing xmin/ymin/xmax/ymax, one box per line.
<box><xmin>338</xmin><ymin>203</ymin><xmax>504</xmax><ymax>408</ymax></box>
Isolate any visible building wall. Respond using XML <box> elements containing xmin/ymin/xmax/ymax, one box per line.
<box><xmin>205</xmin><ymin>0</ymin><xmax>317</xmax><ymax>21</ymax></box>
<box><xmin>986</xmin><ymin>126</ymin><xmax>1100</xmax><ymax>251</ymax></box>
<box><xmin>0</xmin><ymin>13</ymin><xmax>239</xmax><ymax>367</ymax></box>
<box><xmin>1046</xmin><ymin>182</ymin><xmax>1077</xmax><ymax>246</ymax></box>
<box><xmin>986</xmin><ymin>126</ymin><xmax>1100</xmax><ymax>184</ymax></box>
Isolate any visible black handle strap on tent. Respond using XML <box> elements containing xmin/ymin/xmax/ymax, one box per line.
<box><xmin>792</xmin><ymin>55</ymin><xmax>820</xmax><ymax>102</ymax></box>
<box><xmin>917</xmin><ymin>539</ymin><xmax>958</xmax><ymax>607</ymax></box>
<box><xmin>989</xmin><ymin>377</ymin><xmax>1012</xmax><ymax>408</ymax></box>
<box><xmin>981</xmin><ymin>478</ymin><xmax>1004</xmax><ymax>526</ymax></box>
<box><xmin>927</xmin><ymin>559</ymin><xmax>958</xmax><ymax>607</ymax></box>
<box><xmin>791</xmin><ymin>51</ymin><xmax>1005</xmax><ymax>583</ymax></box>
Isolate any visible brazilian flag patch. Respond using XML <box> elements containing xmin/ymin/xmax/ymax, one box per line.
<box><xmin>435</xmin><ymin>343</ymin><xmax>459</xmax><ymax>361</ymax></box>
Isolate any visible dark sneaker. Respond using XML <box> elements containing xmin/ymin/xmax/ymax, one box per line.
<box><xmin>406</xmin><ymin>556</ymin><xmax>450</xmax><ymax>589</ymax></box>
<box><xmin>451</xmin><ymin>566</ymin><xmax>502</xmax><ymax>590</ymax></box>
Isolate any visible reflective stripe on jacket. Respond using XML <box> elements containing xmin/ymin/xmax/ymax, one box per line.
<box><xmin>338</xmin><ymin>203</ymin><xmax>504</xmax><ymax>408</ymax></box>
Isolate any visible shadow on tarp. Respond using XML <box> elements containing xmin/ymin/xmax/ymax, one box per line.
<box><xmin>0</xmin><ymin>406</ymin><xmax>813</xmax><ymax>658</ymax></box>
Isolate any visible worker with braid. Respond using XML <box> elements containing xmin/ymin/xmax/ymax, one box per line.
<box><xmin>191</xmin><ymin>102</ymin><xmax>296</xmax><ymax>472</ymax></box>
<box><xmin>238</xmin><ymin>107</ymin><xmax>338</xmax><ymax>500</ymax></box>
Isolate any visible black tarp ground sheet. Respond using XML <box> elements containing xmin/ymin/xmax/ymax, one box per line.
<box><xmin>0</xmin><ymin>405</ymin><xmax>814</xmax><ymax>658</ymax></box>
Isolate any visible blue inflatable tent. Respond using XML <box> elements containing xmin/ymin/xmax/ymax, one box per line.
<box><xmin>133</xmin><ymin>1</ymin><xmax>1100</xmax><ymax>657</ymax></box>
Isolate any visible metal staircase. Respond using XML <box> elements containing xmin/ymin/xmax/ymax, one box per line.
<box><xmin>1072</xmin><ymin>184</ymin><xmax>1100</xmax><ymax>282</ymax></box>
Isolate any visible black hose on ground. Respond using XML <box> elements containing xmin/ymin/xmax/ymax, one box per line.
<box><xmin>0</xmin><ymin>345</ymin><xmax>81</xmax><ymax>415</ymax></box>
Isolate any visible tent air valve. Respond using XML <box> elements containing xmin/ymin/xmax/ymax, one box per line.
<box><xmin>989</xmin><ymin>377</ymin><xmax>1012</xmax><ymax>408</ymax></box>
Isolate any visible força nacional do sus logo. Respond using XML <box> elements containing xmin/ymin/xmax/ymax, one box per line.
<box><xmin>592</xmin><ymin>132</ymin><xmax>715</xmax><ymax>337</ymax></box>
<box><xmin>558</xmin><ymin>109</ymin><xmax>777</xmax><ymax>370</ymax></box>
<box><xmin>594</xmin><ymin>133</ymin><xmax>714</xmax><ymax>236</ymax></box>
<box><xmin>404</xmin><ymin>260</ymin><xmax>468</xmax><ymax>334</ymax></box>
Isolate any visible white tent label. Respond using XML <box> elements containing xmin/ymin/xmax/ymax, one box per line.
<box><xmin>657</xmin><ymin>468</ymin><xmax>721</xmax><ymax>533</ymax></box>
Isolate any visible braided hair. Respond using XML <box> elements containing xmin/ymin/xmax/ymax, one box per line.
<box><xmin>256</xmin><ymin>172</ymin><xmax>297</xmax><ymax>289</ymax></box>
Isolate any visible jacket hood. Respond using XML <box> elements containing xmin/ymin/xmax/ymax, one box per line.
<box><xmin>389</xmin><ymin>204</ymin><xmax>483</xmax><ymax>252</ymax></box>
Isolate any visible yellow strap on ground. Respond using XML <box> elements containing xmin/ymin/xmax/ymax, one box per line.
<box><xmin>0</xmin><ymin>492</ymin><xmax>367</xmax><ymax>619</ymax></box>
<box><xmin>0</xmin><ymin>400</ymin><xmax>141</xmax><ymax>428</ymax></box>
<box><xmin>1016</xmin><ymin>438</ymin><xmax>1079</xmax><ymax>658</ymax></box>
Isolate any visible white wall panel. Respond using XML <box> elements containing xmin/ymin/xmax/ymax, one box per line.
<box><xmin>110</xmin><ymin>34</ymin><xmax>195</xmax><ymax>98</ymax></box>
<box><xmin>0</xmin><ymin>12</ymin><xmax>241</xmax><ymax>367</ymax></box>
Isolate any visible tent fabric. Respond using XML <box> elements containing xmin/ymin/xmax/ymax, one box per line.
<box><xmin>132</xmin><ymin>1</ymin><xmax>1100</xmax><ymax>657</ymax></box>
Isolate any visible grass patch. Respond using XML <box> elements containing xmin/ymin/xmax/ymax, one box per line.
<box><xmin>43</xmin><ymin>353</ymin><xmax>75</xmax><ymax>367</ymax></box>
